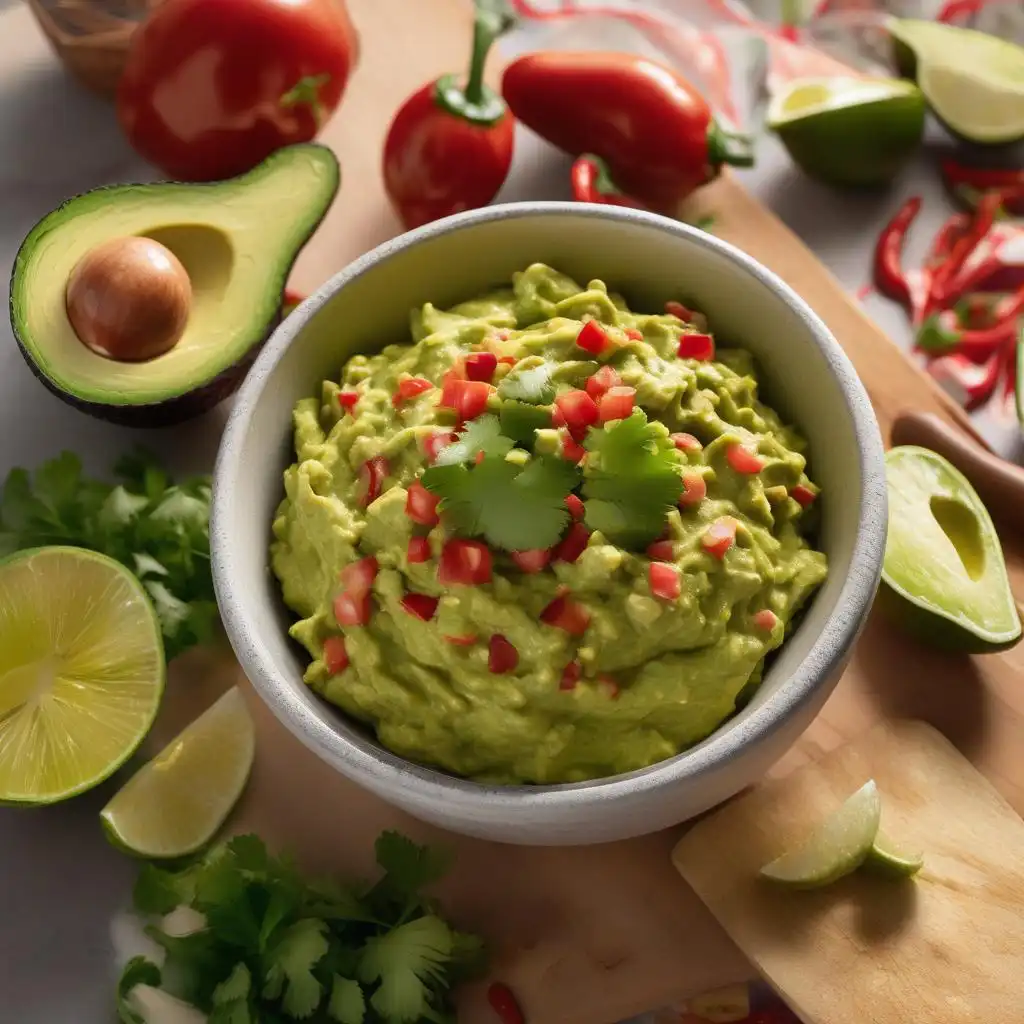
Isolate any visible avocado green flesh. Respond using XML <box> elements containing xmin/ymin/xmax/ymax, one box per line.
<box><xmin>883</xmin><ymin>446</ymin><xmax>1020</xmax><ymax>649</ymax></box>
<box><xmin>10</xmin><ymin>144</ymin><xmax>339</xmax><ymax>408</ymax></box>
<box><xmin>271</xmin><ymin>264</ymin><xmax>829</xmax><ymax>785</ymax></box>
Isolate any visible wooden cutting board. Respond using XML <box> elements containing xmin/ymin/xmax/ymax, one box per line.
<box><xmin>673</xmin><ymin>720</ymin><xmax>1024</xmax><ymax>1024</ymax></box>
<box><xmin>136</xmin><ymin>0</ymin><xmax>1024</xmax><ymax>1021</ymax></box>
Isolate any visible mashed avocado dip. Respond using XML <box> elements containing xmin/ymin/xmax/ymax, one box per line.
<box><xmin>271</xmin><ymin>264</ymin><xmax>828</xmax><ymax>784</ymax></box>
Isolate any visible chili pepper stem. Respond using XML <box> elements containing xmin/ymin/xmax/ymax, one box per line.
<box><xmin>707</xmin><ymin>124</ymin><xmax>756</xmax><ymax>168</ymax></box>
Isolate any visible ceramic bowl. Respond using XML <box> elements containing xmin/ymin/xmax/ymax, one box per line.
<box><xmin>211</xmin><ymin>203</ymin><xmax>887</xmax><ymax>846</ymax></box>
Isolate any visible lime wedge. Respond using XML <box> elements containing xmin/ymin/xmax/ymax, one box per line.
<box><xmin>865</xmin><ymin>831</ymin><xmax>924</xmax><ymax>878</ymax></box>
<box><xmin>759</xmin><ymin>780</ymin><xmax>881</xmax><ymax>888</ymax></box>
<box><xmin>0</xmin><ymin>547</ymin><xmax>164</xmax><ymax>805</ymax></box>
<box><xmin>101</xmin><ymin>686</ymin><xmax>255</xmax><ymax>858</ymax></box>
<box><xmin>767</xmin><ymin>76</ymin><xmax>925</xmax><ymax>187</ymax></box>
<box><xmin>890</xmin><ymin>19</ymin><xmax>1024</xmax><ymax>144</ymax></box>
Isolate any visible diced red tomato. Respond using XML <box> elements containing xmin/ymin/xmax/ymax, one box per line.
<box><xmin>322</xmin><ymin>636</ymin><xmax>349</xmax><ymax>674</ymax></box>
<box><xmin>560</xmin><ymin>431</ymin><xmax>587</xmax><ymax>464</ymax></box>
<box><xmin>646</xmin><ymin>539</ymin><xmax>674</xmax><ymax>560</ymax></box>
<box><xmin>438</xmin><ymin>539</ymin><xmax>492</xmax><ymax>585</ymax></box>
<box><xmin>576</xmin><ymin>319</ymin><xmax>609</xmax><ymax>355</ymax></box>
<box><xmin>677</xmin><ymin>333</ymin><xmax>715</xmax><ymax>360</ymax></box>
<box><xmin>702</xmin><ymin>516</ymin><xmax>738</xmax><ymax>559</ymax></box>
<box><xmin>585</xmin><ymin>365</ymin><xmax>622</xmax><ymax>400</ymax></box>
<box><xmin>495</xmin><ymin>329</ymin><xmax>511</xmax><ymax>342</ymax></box>
<box><xmin>392</xmin><ymin>376</ymin><xmax>433</xmax><ymax>406</ymax></box>
<box><xmin>598</xmin><ymin>385</ymin><xmax>636</xmax><ymax>423</ymax></box>
<box><xmin>511</xmin><ymin>548</ymin><xmax>551</xmax><ymax>573</ymax></box>
<box><xmin>665</xmin><ymin>300</ymin><xmax>692</xmax><ymax>321</ymax></box>
<box><xmin>407</xmin><ymin>536</ymin><xmax>431</xmax><ymax>563</ymax></box>
<box><xmin>333</xmin><ymin>590</ymin><xmax>370</xmax><ymax>627</ymax></box>
<box><xmin>551</xmin><ymin>405</ymin><xmax>565</xmax><ymax>428</ymax></box>
<box><xmin>565</xmin><ymin>494</ymin><xmax>585</xmax><ymax>520</ymax></box>
<box><xmin>405</xmin><ymin>480</ymin><xmax>440</xmax><ymax>526</ymax></box>
<box><xmin>559</xmin><ymin>661</ymin><xmax>582</xmax><ymax>691</ymax></box>
<box><xmin>401</xmin><ymin>593</ymin><xmax>439</xmax><ymax>621</ymax></box>
<box><xmin>338</xmin><ymin>390</ymin><xmax>359</xmax><ymax>413</ymax></box>
<box><xmin>488</xmin><ymin>634</ymin><xmax>519</xmax><ymax>673</ymax></box>
<box><xmin>598</xmin><ymin>674</ymin><xmax>620</xmax><ymax>699</ymax></box>
<box><xmin>554</xmin><ymin>389</ymin><xmax>599</xmax><ymax>438</ymax></box>
<box><xmin>465</xmin><ymin>351</ymin><xmax>498</xmax><ymax>382</ymax></box>
<box><xmin>441</xmin><ymin>378</ymin><xmax>492</xmax><ymax>421</ymax></box>
<box><xmin>670</xmin><ymin>432</ymin><xmax>702</xmax><ymax>453</ymax></box>
<box><xmin>726</xmin><ymin>442</ymin><xmax>764</xmax><ymax>475</ymax></box>
<box><xmin>649</xmin><ymin>562</ymin><xmax>681</xmax><ymax>601</ymax></box>
<box><xmin>357</xmin><ymin>456</ymin><xmax>389</xmax><ymax>507</ymax></box>
<box><xmin>541</xmin><ymin>594</ymin><xmax>590</xmax><ymax>635</ymax></box>
<box><xmin>498</xmin><ymin>355</ymin><xmax>518</xmax><ymax>366</ymax></box>
<box><xmin>624</xmin><ymin>328</ymin><xmax>643</xmax><ymax>342</ymax></box>
<box><xmin>444</xmin><ymin>633</ymin><xmax>478</xmax><ymax>646</ymax></box>
<box><xmin>752</xmin><ymin>609</ymin><xmax>779</xmax><ymax>632</ymax></box>
<box><xmin>679</xmin><ymin>472</ymin><xmax>707</xmax><ymax>508</ymax></box>
<box><xmin>423</xmin><ymin>430</ymin><xmax>457</xmax><ymax>463</ymax></box>
<box><xmin>790</xmin><ymin>484</ymin><xmax>817</xmax><ymax>508</ymax></box>
<box><xmin>554</xmin><ymin>522</ymin><xmax>590</xmax><ymax>563</ymax></box>
<box><xmin>340</xmin><ymin>556</ymin><xmax>379</xmax><ymax>594</ymax></box>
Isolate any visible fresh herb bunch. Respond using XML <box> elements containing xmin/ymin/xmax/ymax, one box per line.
<box><xmin>0</xmin><ymin>449</ymin><xmax>216</xmax><ymax>659</ymax></box>
<box><xmin>117</xmin><ymin>832</ymin><xmax>483</xmax><ymax>1024</ymax></box>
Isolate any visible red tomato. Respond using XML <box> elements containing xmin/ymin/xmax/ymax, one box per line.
<box><xmin>790</xmin><ymin>484</ymin><xmax>817</xmax><ymax>507</ymax></box>
<box><xmin>465</xmin><ymin>351</ymin><xmax>498</xmax><ymax>382</ymax></box>
<box><xmin>649</xmin><ymin>562</ymin><xmax>681</xmax><ymax>601</ymax></box>
<box><xmin>438</xmin><ymin>539</ymin><xmax>492</xmax><ymax>585</ymax></box>
<box><xmin>339</xmin><ymin>556</ymin><xmax>378</xmax><ymax>594</ymax></box>
<box><xmin>554</xmin><ymin>522</ymin><xmax>591</xmax><ymax>564</ymax></box>
<box><xmin>678</xmin><ymin>332</ymin><xmax>716</xmax><ymax>360</ymax></box>
<box><xmin>488</xmin><ymin>635</ymin><xmax>519</xmax><ymax>674</ymax></box>
<box><xmin>671</xmin><ymin>431</ymin><xmax>702</xmax><ymax>453</ymax></box>
<box><xmin>679</xmin><ymin>472</ymin><xmax>708</xmax><ymax>508</ymax></box>
<box><xmin>393</xmin><ymin>376</ymin><xmax>434</xmax><ymax>406</ymax></box>
<box><xmin>357</xmin><ymin>457</ymin><xmax>389</xmax><ymax>507</ymax></box>
<box><xmin>559</xmin><ymin>660</ymin><xmax>582</xmax><ymax>691</ymax></box>
<box><xmin>565</xmin><ymin>494</ymin><xmax>585</xmax><ymax>521</ymax></box>
<box><xmin>554</xmin><ymin>389</ymin><xmax>600</xmax><ymax>437</ymax></box>
<box><xmin>338</xmin><ymin>390</ymin><xmax>359</xmax><ymax>414</ymax></box>
<box><xmin>511</xmin><ymin>549</ymin><xmax>551</xmax><ymax>574</ymax></box>
<box><xmin>401</xmin><ymin>593</ymin><xmax>440</xmax><ymax>621</ymax></box>
<box><xmin>752</xmin><ymin>609</ymin><xmax>779</xmax><ymax>631</ymax></box>
<box><xmin>560</xmin><ymin>432</ymin><xmax>587</xmax><ymax>464</ymax></box>
<box><xmin>440</xmin><ymin>379</ymin><xmax>492</xmax><ymax>421</ymax></box>
<box><xmin>117</xmin><ymin>0</ymin><xmax>357</xmax><ymax>182</ymax></box>
<box><xmin>405</xmin><ymin>480</ymin><xmax>441</xmax><ymax>526</ymax></box>
<box><xmin>702</xmin><ymin>516</ymin><xmax>738</xmax><ymax>558</ymax></box>
<box><xmin>541</xmin><ymin>594</ymin><xmax>590</xmax><ymax>635</ymax></box>
<box><xmin>333</xmin><ymin>590</ymin><xmax>370</xmax><ymax>627</ymax></box>
<box><xmin>597</xmin><ymin>385</ymin><xmax>636</xmax><ymax>423</ymax></box>
<box><xmin>407</xmin><ymin>536</ymin><xmax>431</xmax><ymax>564</ymax></box>
<box><xmin>576</xmin><ymin>320</ymin><xmax>610</xmax><ymax>355</ymax></box>
<box><xmin>585</xmin><ymin>365</ymin><xmax>622</xmax><ymax>400</ymax></box>
<box><xmin>646</xmin><ymin>539</ymin><xmax>675</xmax><ymax>560</ymax></box>
<box><xmin>322</xmin><ymin>636</ymin><xmax>349</xmax><ymax>674</ymax></box>
<box><xmin>726</xmin><ymin>443</ymin><xmax>765</xmax><ymax>475</ymax></box>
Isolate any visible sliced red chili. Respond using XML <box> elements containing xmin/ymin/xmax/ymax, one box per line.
<box><xmin>677</xmin><ymin>333</ymin><xmax>715</xmax><ymax>360</ymax></box>
<box><xmin>702</xmin><ymin>516</ymin><xmax>737</xmax><ymax>558</ymax></box>
<box><xmin>560</xmin><ymin>431</ymin><xmax>587</xmax><ymax>464</ymax></box>
<box><xmin>488</xmin><ymin>634</ymin><xmax>519</xmax><ymax>673</ymax></box>
<box><xmin>401</xmin><ymin>593</ymin><xmax>439</xmax><ymax>621</ymax></box>
<box><xmin>559</xmin><ymin>660</ymin><xmax>582</xmax><ymax>691</ymax></box>
<box><xmin>407</xmin><ymin>536</ymin><xmax>431</xmax><ymax>563</ymax></box>
<box><xmin>323</xmin><ymin>636</ymin><xmax>349</xmax><ymax>674</ymax></box>
<box><xmin>554</xmin><ymin>522</ymin><xmax>590</xmax><ymax>563</ymax></box>
<box><xmin>338</xmin><ymin>390</ymin><xmax>359</xmax><ymax>413</ymax></box>
<box><xmin>665</xmin><ymin>300</ymin><xmax>692</xmax><ymax>321</ymax></box>
<box><xmin>752</xmin><ymin>609</ymin><xmax>778</xmax><ymax>631</ymax></box>
<box><xmin>406</xmin><ymin>480</ymin><xmax>441</xmax><ymax>526</ymax></box>
<box><xmin>555</xmin><ymin>389</ymin><xmax>600</xmax><ymax>437</ymax></box>
<box><xmin>873</xmin><ymin>195</ymin><xmax>921</xmax><ymax>312</ymax></box>
<box><xmin>334</xmin><ymin>590</ymin><xmax>371</xmax><ymax>627</ymax></box>
<box><xmin>541</xmin><ymin>593</ymin><xmax>590</xmax><ymax>634</ymax></box>
<box><xmin>679</xmin><ymin>472</ymin><xmax>707</xmax><ymax>508</ymax></box>
<box><xmin>646</xmin><ymin>539</ymin><xmax>675</xmax><ymax>560</ymax></box>
<box><xmin>357</xmin><ymin>457</ymin><xmax>389</xmax><ymax>507</ymax></box>
<box><xmin>438</xmin><ymin>539</ymin><xmax>493</xmax><ymax>585</ymax></box>
<box><xmin>597</xmin><ymin>385</ymin><xmax>636</xmax><ymax>423</ymax></box>
<box><xmin>585</xmin><ymin>365</ymin><xmax>622</xmax><ymax>400</ymax></box>
<box><xmin>511</xmin><ymin>548</ymin><xmax>551</xmax><ymax>573</ymax></box>
<box><xmin>393</xmin><ymin>376</ymin><xmax>433</xmax><ymax>405</ymax></box>
<box><xmin>465</xmin><ymin>351</ymin><xmax>498</xmax><ymax>382</ymax></box>
<box><xmin>576</xmin><ymin>319</ymin><xmax>610</xmax><ymax>355</ymax></box>
<box><xmin>725</xmin><ymin>442</ymin><xmax>764</xmax><ymax>474</ymax></box>
<box><xmin>670</xmin><ymin>432</ymin><xmax>702</xmax><ymax>452</ymax></box>
<box><xmin>790</xmin><ymin>484</ymin><xmax>816</xmax><ymax>508</ymax></box>
<box><xmin>565</xmin><ymin>493</ymin><xmax>585</xmax><ymax>520</ymax></box>
<box><xmin>423</xmin><ymin>430</ymin><xmax>457</xmax><ymax>463</ymax></box>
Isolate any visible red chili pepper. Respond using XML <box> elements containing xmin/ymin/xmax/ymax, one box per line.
<box><xmin>918</xmin><ymin>285</ymin><xmax>1024</xmax><ymax>358</ymax></box>
<box><xmin>929</xmin><ymin>189</ymin><xmax>1006</xmax><ymax>311</ymax></box>
<box><xmin>383</xmin><ymin>0</ymin><xmax>516</xmax><ymax>229</ymax></box>
<box><xmin>925</xmin><ymin>213</ymin><xmax>971</xmax><ymax>270</ymax></box>
<box><xmin>873</xmin><ymin>196</ymin><xmax>921</xmax><ymax>311</ymax></box>
<box><xmin>941</xmin><ymin>158</ymin><xmax>1024</xmax><ymax>196</ymax></box>
<box><xmin>571</xmin><ymin>153</ymin><xmax>647</xmax><ymax>209</ymax></box>
<box><xmin>502</xmin><ymin>51</ymin><xmax>754</xmax><ymax>211</ymax></box>
<box><xmin>928</xmin><ymin>348</ymin><xmax>1003</xmax><ymax>411</ymax></box>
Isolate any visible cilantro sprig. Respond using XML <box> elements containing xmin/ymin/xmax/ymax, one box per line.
<box><xmin>118</xmin><ymin>832</ymin><xmax>482</xmax><ymax>1024</ymax></box>
<box><xmin>582</xmin><ymin>409</ymin><xmax>684</xmax><ymax>548</ymax></box>
<box><xmin>0</xmin><ymin>450</ymin><xmax>216</xmax><ymax>659</ymax></box>
<box><xmin>433</xmin><ymin>415</ymin><xmax>512</xmax><ymax>467</ymax></box>
<box><xmin>496</xmin><ymin>362</ymin><xmax>556</xmax><ymax>405</ymax></box>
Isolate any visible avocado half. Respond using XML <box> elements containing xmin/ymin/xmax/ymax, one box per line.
<box><xmin>9</xmin><ymin>143</ymin><xmax>339</xmax><ymax>426</ymax></box>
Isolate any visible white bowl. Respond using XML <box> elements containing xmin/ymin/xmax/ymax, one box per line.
<box><xmin>211</xmin><ymin>203</ymin><xmax>887</xmax><ymax>846</ymax></box>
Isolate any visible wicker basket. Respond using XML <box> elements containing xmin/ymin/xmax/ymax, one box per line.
<box><xmin>27</xmin><ymin>0</ymin><xmax>160</xmax><ymax>99</ymax></box>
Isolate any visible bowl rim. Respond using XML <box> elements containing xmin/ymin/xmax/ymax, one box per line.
<box><xmin>212</xmin><ymin>200</ymin><xmax>887</xmax><ymax>811</ymax></box>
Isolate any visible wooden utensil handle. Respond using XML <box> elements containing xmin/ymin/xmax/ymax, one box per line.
<box><xmin>890</xmin><ymin>410</ymin><xmax>1024</xmax><ymax>529</ymax></box>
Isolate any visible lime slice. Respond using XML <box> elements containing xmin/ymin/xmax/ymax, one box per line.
<box><xmin>0</xmin><ymin>547</ymin><xmax>164</xmax><ymax>805</ymax></box>
<box><xmin>101</xmin><ymin>686</ymin><xmax>255</xmax><ymax>858</ymax></box>
<box><xmin>767</xmin><ymin>76</ymin><xmax>925</xmax><ymax>187</ymax></box>
<box><xmin>865</xmin><ymin>831</ymin><xmax>924</xmax><ymax>878</ymax></box>
<box><xmin>890</xmin><ymin>19</ymin><xmax>1024</xmax><ymax>144</ymax></box>
<box><xmin>759</xmin><ymin>780</ymin><xmax>881</xmax><ymax>888</ymax></box>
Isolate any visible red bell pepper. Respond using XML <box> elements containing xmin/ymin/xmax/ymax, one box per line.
<box><xmin>571</xmin><ymin>154</ymin><xmax>647</xmax><ymax>209</ymax></box>
<box><xmin>383</xmin><ymin>0</ymin><xmax>516</xmax><ymax>229</ymax></box>
<box><xmin>502</xmin><ymin>51</ymin><xmax>754</xmax><ymax>211</ymax></box>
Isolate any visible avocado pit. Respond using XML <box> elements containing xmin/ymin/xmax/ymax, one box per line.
<box><xmin>65</xmin><ymin>235</ymin><xmax>192</xmax><ymax>362</ymax></box>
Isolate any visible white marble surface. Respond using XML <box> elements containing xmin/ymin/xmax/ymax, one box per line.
<box><xmin>0</xmin><ymin>3</ymin><xmax>1012</xmax><ymax>1022</ymax></box>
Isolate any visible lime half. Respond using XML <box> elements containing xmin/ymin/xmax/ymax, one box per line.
<box><xmin>0</xmin><ymin>546</ymin><xmax>164</xmax><ymax>804</ymax></box>
<box><xmin>759</xmin><ymin>780</ymin><xmax>881</xmax><ymax>888</ymax></box>
<box><xmin>865</xmin><ymin>831</ymin><xmax>924</xmax><ymax>878</ymax></box>
<box><xmin>101</xmin><ymin>686</ymin><xmax>255</xmax><ymax>858</ymax></box>
<box><xmin>768</xmin><ymin>76</ymin><xmax>925</xmax><ymax>187</ymax></box>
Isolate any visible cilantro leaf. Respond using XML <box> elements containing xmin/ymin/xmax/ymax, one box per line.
<box><xmin>210</xmin><ymin>963</ymin><xmax>254</xmax><ymax>1024</ymax></box>
<box><xmin>133</xmin><ymin>863</ymin><xmax>189</xmax><ymax>916</ymax></box>
<box><xmin>358</xmin><ymin>915</ymin><xmax>453</xmax><ymax>1023</ymax></box>
<box><xmin>497</xmin><ymin>363</ymin><xmax>556</xmax><ymax>404</ymax></box>
<box><xmin>582</xmin><ymin>409</ymin><xmax>684</xmax><ymax>548</ymax></box>
<box><xmin>116</xmin><ymin>957</ymin><xmax>162</xmax><ymax>1024</ymax></box>
<box><xmin>375</xmin><ymin>832</ymin><xmax>450</xmax><ymax>899</ymax></box>
<box><xmin>424</xmin><ymin>455</ymin><xmax>580</xmax><ymax>551</ymax></box>
<box><xmin>262</xmin><ymin>919</ymin><xmax>329</xmax><ymax>1017</ymax></box>
<box><xmin>433</xmin><ymin>415</ymin><xmax>513</xmax><ymax>467</ymax></box>
<box><xmin>328</xmin><ymin>976</ymin><xmax>366</xmax><ymax>1024</ymax></box>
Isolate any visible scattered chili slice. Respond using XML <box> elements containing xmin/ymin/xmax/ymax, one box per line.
<box><xmin>560</xmin><ymin>431</ymin><xmax>587</xmax><ymax>464</ymax></box>
<box><xmin>340</xmin><ymin>556</ymin><xmax>379</xmax><ymax>594</ymax></box>
<box><xmin>322</xmin><ymin>636</ymin><xmax>349</xmax><ymax>674</ymax></box>
<box><xmin>752</xmin><ymin>609</ymin><xmax>779</xmax><ymax>632</ymax></box>
<box><xmin>670</xmin><ymin>432</ymin><xmax>702</xmax><ymax>453</ymax></box>
<box><xmin>702</xmin><ymin>516</ymin><xmax>737</xmax><ymax>558</ymax></box>
<box><xmin>357</xmin><ymin>456</ymin><xmax>390</xmax><ymax>507</ymax></box>
<box><xmin>488</xmin><ymin>634</ymin><xmax>519</xmax><ymax>673</ymax></box>
<box><xmin>465</xmin><ymin>351</ymin><xmax>498</xmax><ymax>382</ymax></box>
<box><xmin>576</xmin><ymin>319</ymin><xmax>610</xmax><ymax>355</ymax></box>
<box><xmin>554</xmin><ymin>522</ymin><xmax>591</xmax><ymax>563</ymax></box>
<box><xmin>444</xmin><ymin>633</ymin><xmax>478</xmax><ymax>646</ymax></box>
<box><xmin>929</xmin><ymin>189</ymin><xmax>1005</xmax><ymax>312</ymax></box>
<box><xmin>406</xmin><ymin>480</ymin><xmax>441</xmax><ymax>526</ymax></box>
<box><xmin>624</xmin><ymin>327</ymin><xmax>643</xmax><ymax>341</ymax></box>
<box><xmin>649</xmin><ymin>562</ymin><xmax>681</xmax><ymax>601</ymax></box>
<box><xmin>585</xmin><ymin>365</ymin><xmax>622</xmax><ymax>400</ymax></box>
<box><xmin>401</xmin><ymin>593</ymin><xmax>440</xmax><ymax>621</ymax></box>
<box><xmin>565</xmin><ymin>493</ymin><xmax>585</xmax><ymax>520</ymax></box>
<box><xmin>407</xmin><ymin>536</ymin><xmax>431</xmax><ymax>563</ymax></box>
<box><xmin>541</xmin><ymin>593</ymin><xmax>590</xmax><ymax>635</ymax></box>
<box><xmin>677</xmin><ymin>332</ymin><xmax>715</xmax><ymax>361</ymax></box>
<box><xmin>438</xmin><ymin>539</ymin><xmax>493</xmax><ymax>585</ymax></box>
<box><xmin>597</xmin><ymin>385</ymin><xmax>636</xmax><ymax>423</ymax></box>
<box><xmin>423</xmin><ymin>430</ymin><xmax>458</xmax><ymax>463</ymax></box>
<box><xmin>665</xmin><ymin>300</ymin><xmax>692</xmax><ymax>321</ymax></box>
<box><xmin>511</xmin><ymin>548</ymin><xmax>551</xmax><ymax>573</ymax></box>
<box><xmin>334</xmin><ymin>590</ymin><xmax>371</xmax><ymax>627</ymax></box>
<box><xmin>725</xmin><ymin>442</ymin><xmax>764</xmax><ymax>475</ymax></box>
<box><xmin>790</xmin><ymin>484</ymin><xmax>817</xmax><ymax>508</ymax></box>
<box><xmin>679</xmin><ymin>471</ymin><xmax>707</xmax><ymax>508</ymax></box>
<box><xmin>646</xmin><ymin>539</ymin><xmax>675</xmax><ymax>561</ymax></box>
<box><xmin>559</xmin><ymin>660</ymin><xmax>582</xmax><ymax>691</ymax></box>
<box><xmin>393</xmin><ymin>376</ymin><xmax>433</xmax><ymax>405</ymax></box>
<box><xmin>338</xmin><ymin>390</ymin><xmax>360</xmax><ymax>414</ymax></box>
<box><xmin>555</xmin><ymin>389</ymin><xmax>600</xmax><ymax>438</ymax></box>
<box><xmin>873</xmin><ymin>195</ymin><xmax>921</xmax><ymax>312</ymax></box>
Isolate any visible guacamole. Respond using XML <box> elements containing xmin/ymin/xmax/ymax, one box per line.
<box><xmin>271</xmin><ymin>264</ymin><xmax>828</xmax><ymax>784</ymax></box>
